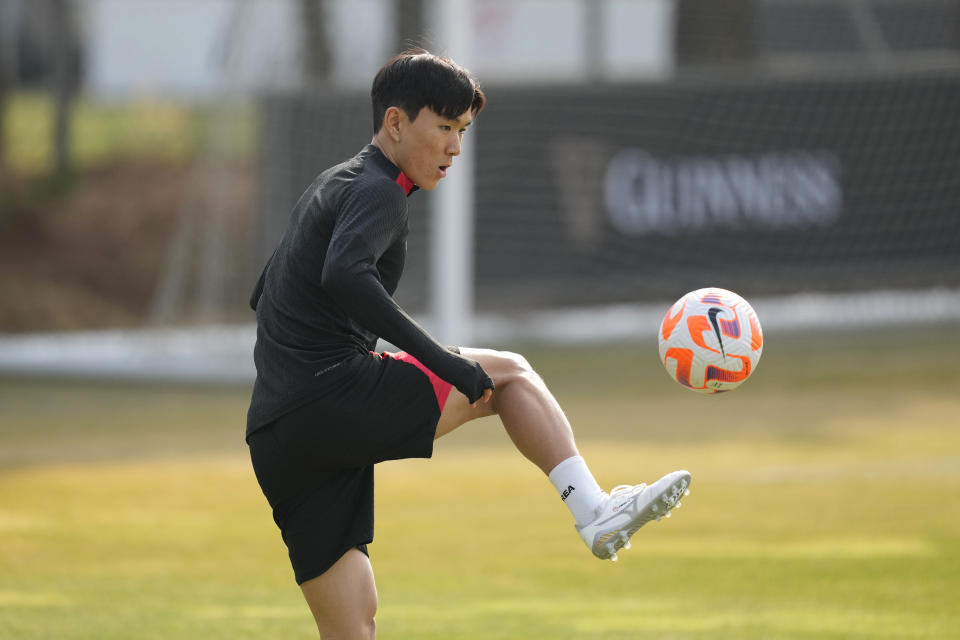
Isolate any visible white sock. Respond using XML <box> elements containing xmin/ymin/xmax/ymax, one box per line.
<box><xmin>547</xmin><ymin>455</ymin><xmax>608</xmax><ymax>526</ymax></box>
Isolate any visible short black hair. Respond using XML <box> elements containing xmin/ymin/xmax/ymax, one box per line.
<box><xmin>371</xmin><ymin>49</ymin><xmax>486</xmax><ymax>134</ymax></box>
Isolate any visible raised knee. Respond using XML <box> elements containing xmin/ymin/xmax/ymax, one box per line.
<box><xmin>490</xmin><ymin>351</ymin><xmax>545</xmax><ymax>398</ymax></box>
<box><xmin>498</xmin><ymin>350</ymin><xmax>535</xmax><ymax>379</ymax></box>
<box><xmin>506</xmin><ymin>350</ymin><xmax>532</xmax><ymax>372</ymax></box>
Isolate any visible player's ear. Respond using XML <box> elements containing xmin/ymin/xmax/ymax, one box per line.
<box><xmin>383</xmin><ymin>106</ymin><xmax>403</xmax><ymax>142</ymax></box>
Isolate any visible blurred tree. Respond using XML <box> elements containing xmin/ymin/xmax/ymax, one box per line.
<box><xmin>0</xmin><ymin>1</ymin><xmax>23</xmax><ymax>178</ymax></box>
<box><xmin>50</xmin><ymin>0</ymin><xmax>78</xmax><ymax>180</ymax></box>
<box><xmin>300</xmin><ymin>0</ymin><xmax>332</xmax><ymax>86</ymax></box>
<box><xmin>0</xmin><ymin>30</ymin><xmax>7</xmax><ymax>176</ymax></box>
<box><xmin>675</xmin><ymin>0</ymin><xmax>756</xmax><ymax>66</ymax></box>
<box><xmin>395</xmin><ymin>0</ymin><xmax>426</xmax><ymax>53</ymax></box>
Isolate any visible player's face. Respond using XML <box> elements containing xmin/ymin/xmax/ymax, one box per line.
<box><xmin>396</xmin><ymin>106</ymin><xmax>472</xmax><ymax>190</ymax></box>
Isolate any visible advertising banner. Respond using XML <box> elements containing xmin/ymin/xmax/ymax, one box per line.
<box><xmin>261</xmin><ymin>73</ymin><xmax>960</xmax><ymax>311</ymax></box>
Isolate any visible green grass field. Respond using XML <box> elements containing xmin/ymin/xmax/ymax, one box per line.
<box><xmin>1</xmin><ymin>326</ymin><xmax>959</xmax><ymax>638</ymax></box>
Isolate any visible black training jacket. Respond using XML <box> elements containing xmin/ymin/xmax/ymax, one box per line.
<box><xmin>246</xmin><ymin>144</ymin><xmax>489</xmax><ymax>437</ymax></box>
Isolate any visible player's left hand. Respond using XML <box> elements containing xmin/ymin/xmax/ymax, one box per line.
<box><xmin>471</xmin><ymin>387</ymin><xmax>494</xmax><ymax>408</ymax></box>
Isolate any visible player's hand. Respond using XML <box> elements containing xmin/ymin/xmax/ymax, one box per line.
<box><xmin>452</xmin><ymin>356</ymin><xmax>494</xmax><ymax>405</ymax></box>
<box><xmin>471</xmin><ymin>386</ymin><xmax>494</xmax><ymax>408</ymax></box>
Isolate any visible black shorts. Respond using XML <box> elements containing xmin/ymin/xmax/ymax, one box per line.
<box><xmin>248</xmin><ymin>349</ymin><xmax>455</xmax><ymax>585</ymax></box>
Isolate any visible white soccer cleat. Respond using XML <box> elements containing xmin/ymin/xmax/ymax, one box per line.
<box><xmin>576</xmin><ymin>470</ymin><xmax>692</xmax><ymax>561</ymax></box>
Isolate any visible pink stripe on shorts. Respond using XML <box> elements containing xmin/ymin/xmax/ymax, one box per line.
<box><xmin>382</xmin><ymin>351</ymin><xmax>454</xmax><ymax>411</ymax></box>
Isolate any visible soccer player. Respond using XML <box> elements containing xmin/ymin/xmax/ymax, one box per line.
<box><xmin>247</xmin><ymin>50</ymin><xmax>691</xmax><ymax>639</ymax></box>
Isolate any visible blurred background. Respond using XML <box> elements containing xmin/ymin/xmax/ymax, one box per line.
<box><xmin>0</xmin><ymin>0</ymin><xmax>957</xmax><ymax>381</ymax></box>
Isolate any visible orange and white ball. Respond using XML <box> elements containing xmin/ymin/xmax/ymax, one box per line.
<box><xmin>658</xmin><ymin>287</ymin><xmax>763</xmax><ymax>393</ymax></box>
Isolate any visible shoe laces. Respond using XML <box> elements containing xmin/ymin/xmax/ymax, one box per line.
<box><xmin>610</xmin><ymin>483</ymin><xmax>646</xmax><ymax>497</ymax></box>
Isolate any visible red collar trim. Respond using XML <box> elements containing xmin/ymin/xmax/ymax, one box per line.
<box><xmin>395</xmin><ymin>171</ymin><xmax>416</xmax><ymax>196</ymax></box>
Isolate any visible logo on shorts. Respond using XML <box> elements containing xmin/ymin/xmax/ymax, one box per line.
<box><xmin>314</xmin><ymin>361</ymin><xmax>345</xmax><ymax>377</ymax></box>
<box><xmin>561</xmin><ymin>485</ymin><xmax>576</xmax><ymax>502</ymax></box>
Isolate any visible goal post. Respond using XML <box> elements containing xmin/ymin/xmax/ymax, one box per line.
<box><xmin>429</xmin><ymin>0</ymin><xmax>475</xmax><ymax>346</ymax></box>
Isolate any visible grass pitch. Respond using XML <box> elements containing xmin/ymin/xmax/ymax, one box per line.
<box><xmin>1</xmin><ymin>326</ymin><xmax>959</xmax><ymax>639</ymax></box>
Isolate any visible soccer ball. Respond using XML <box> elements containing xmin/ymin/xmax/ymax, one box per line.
<box><xmin>658</xmin><ymin>287</ymin><xmax>763</xmax><ymax>393</ymax></box>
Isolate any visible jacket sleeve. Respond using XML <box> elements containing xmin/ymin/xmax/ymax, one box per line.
<box><xmin>321</xmin><ymin>184</ymin><xmax>492</xmax><ymax>402</ymax></box>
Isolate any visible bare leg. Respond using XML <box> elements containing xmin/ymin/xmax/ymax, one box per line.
<box><xmin>436</xmin><ymin>348</ymin><xmax>579</xmax><ymax>474</ymax></box>
<box><xmin>299</xmin><ymin>548</ymin><xmax>377</xmax><ymax>639</ymax></box>
<box><xmin>299</xmin><ymin>349</ymin><xmax>580</xmax><ymax>638</ymax></box>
